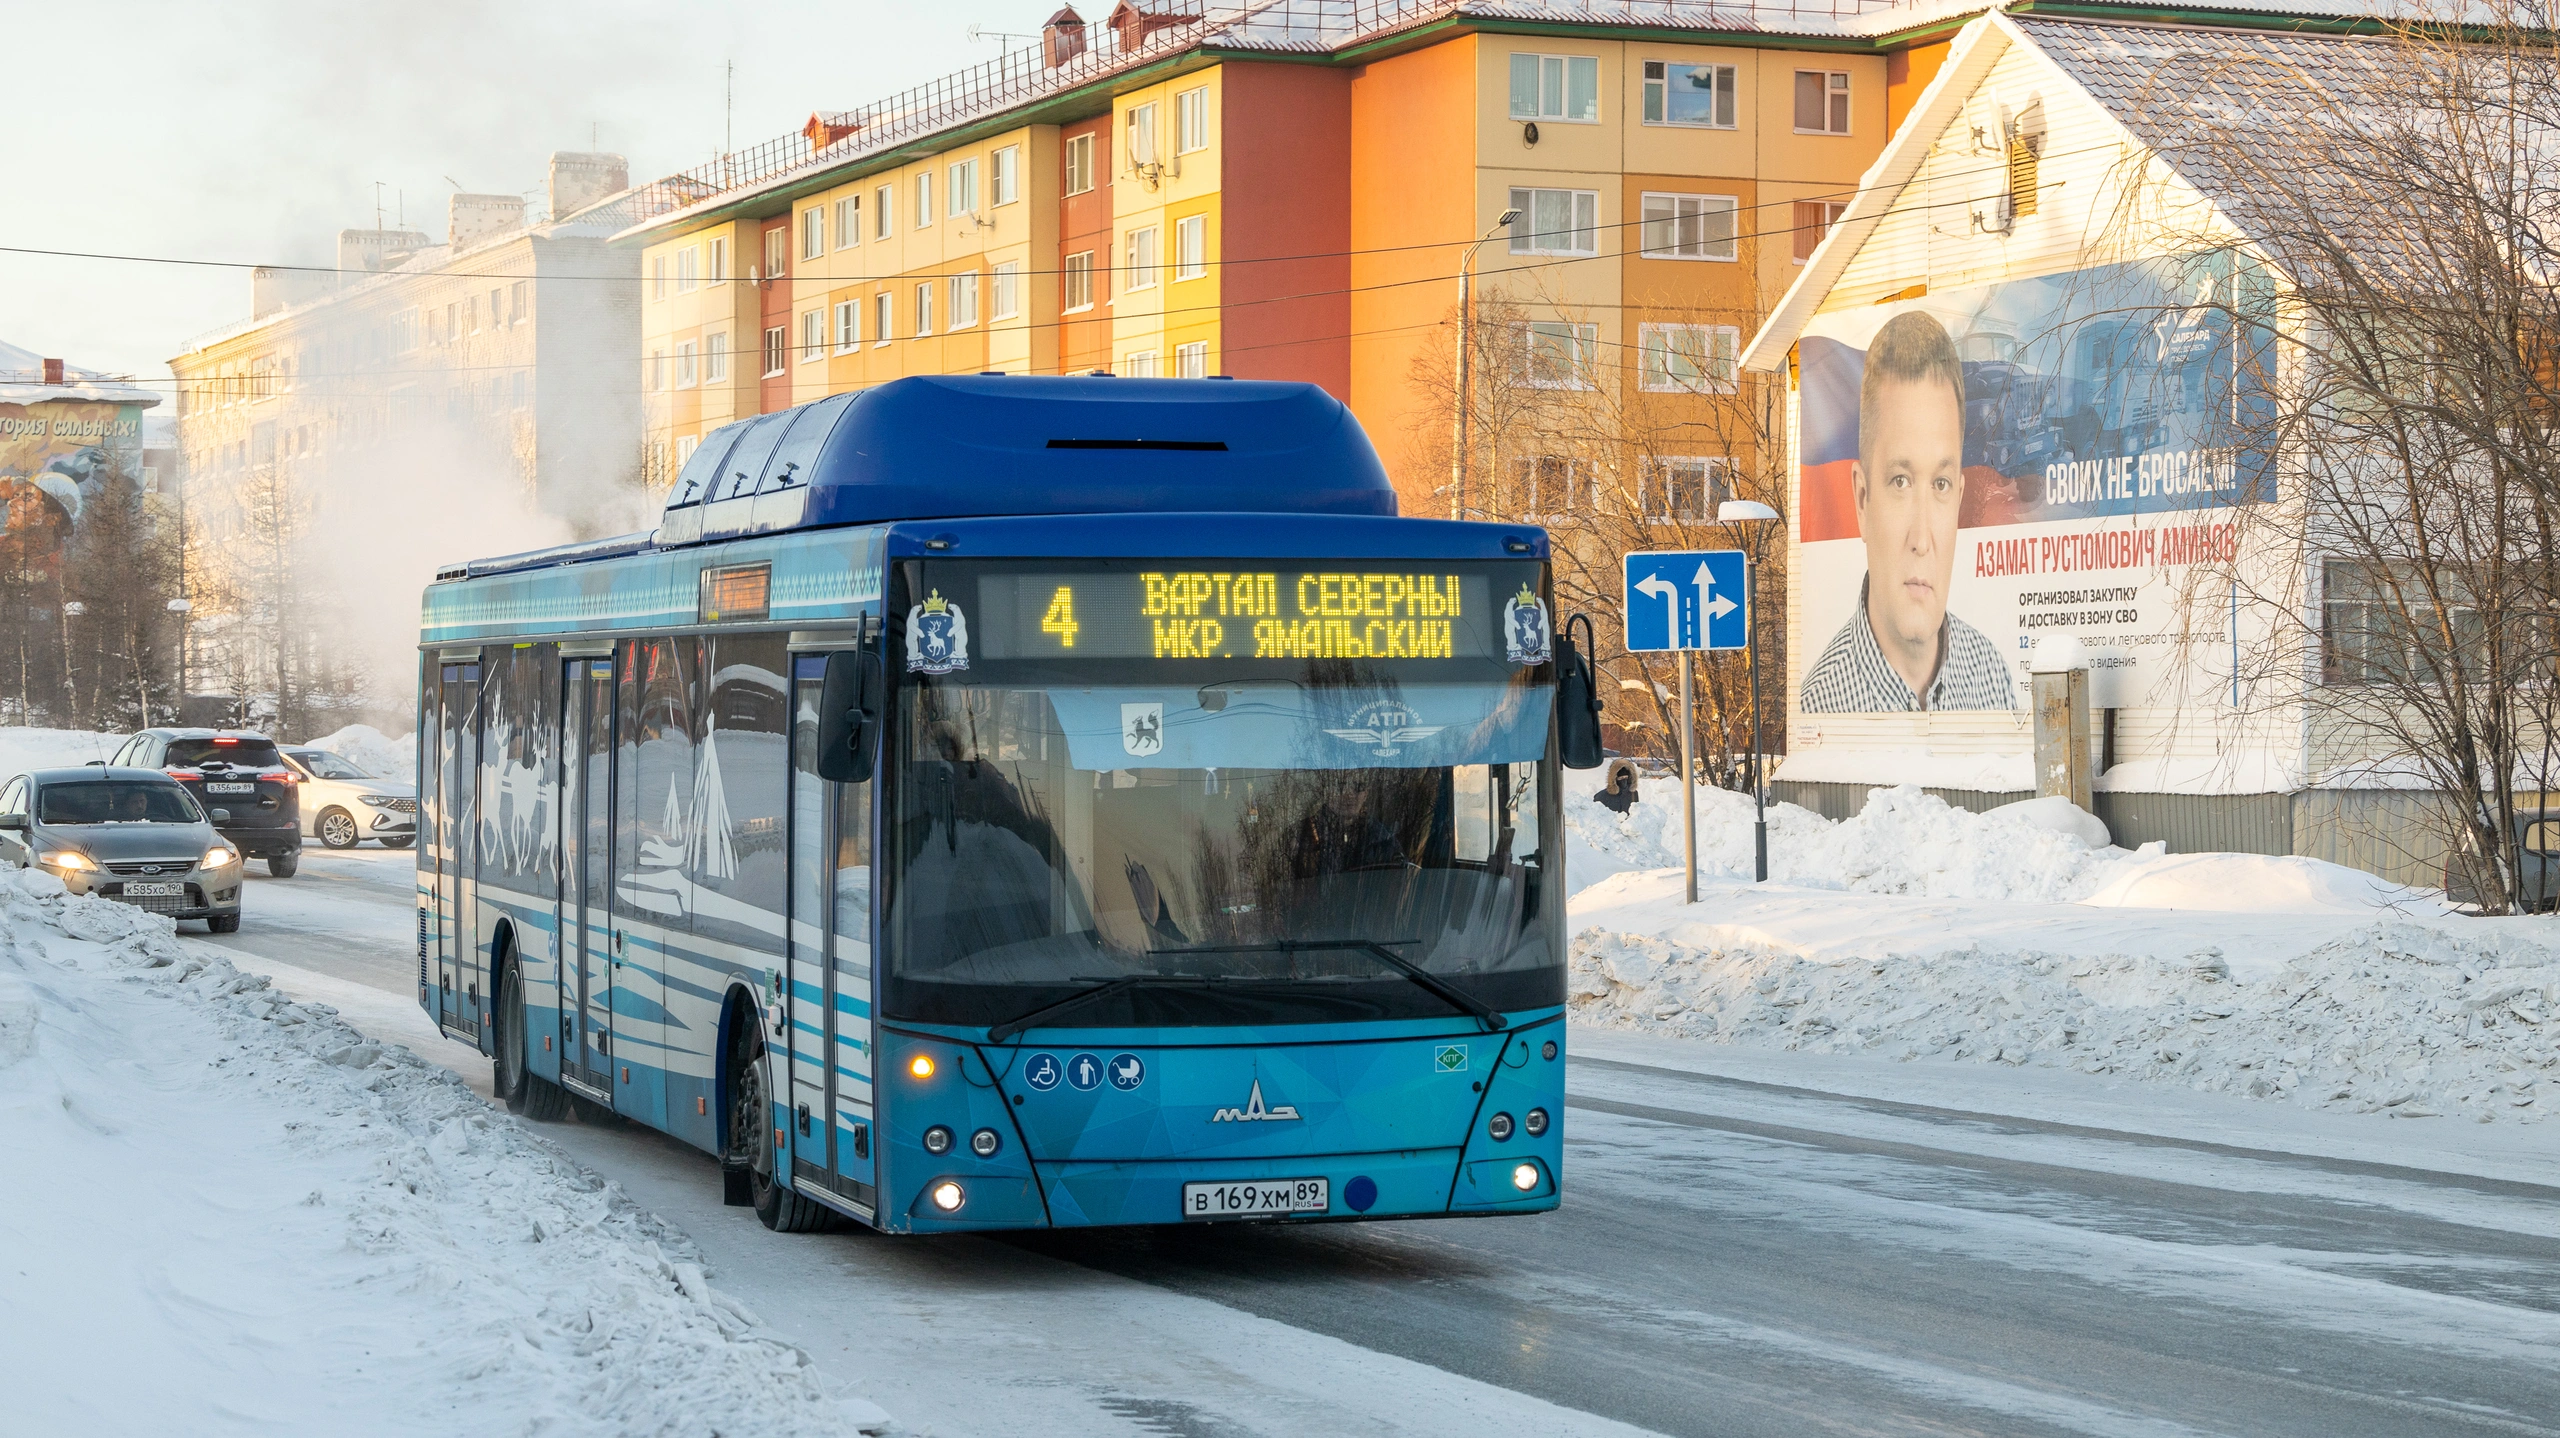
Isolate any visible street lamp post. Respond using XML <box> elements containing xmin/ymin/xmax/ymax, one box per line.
<box><xmin>1718</xmin><ymin>499</ymin><xmax>1781</xmax><ymax>881</ymax></box>
<box><xmin>1450</xmin><ymin>208</ymin><xmax>1521</xmax><ymax>521</ymax></box>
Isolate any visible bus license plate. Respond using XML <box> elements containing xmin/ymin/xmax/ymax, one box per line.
<box><xmin>124</xmin><ymin>882</ymin><xmax>183</xmax><ymax>897</ymax></box>
<box><xmin>206</xmin><ymin>782</ymin><xmax>255</xmax><ymax>794</ymax></box>
<box><xmin>1182</xmin><ymin>1178</ymin><xmax>1328</xmax><ymax>1219</ymax></box>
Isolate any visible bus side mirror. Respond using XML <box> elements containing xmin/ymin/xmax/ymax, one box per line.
<box><xmin>0</xmin><ymin>814</ymin><xmax>26</xmax><ymax>831</ymax></box>
<box><xmin>818</xmin><ymin>649</ymin><xmax>884</xmax><ymax>784</ymax></box>
<box><xmin>1556</xmin><ymin>613</ymin><xmax>1605</xmax><ymax>770</ymax></box>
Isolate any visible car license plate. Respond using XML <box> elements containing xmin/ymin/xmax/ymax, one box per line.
<box><xmin>205</xmin><ymin>782</ymin><xmax>255</xmax><ymax>794</ymax></box>
<box><xmin>124</xmin><ymin>882</ymin><xmax>183</xmax><ymax>897</ymax></box>
<box><xmin>1181</xmin><ymin>1178</ymin><xmax>1328</xmax><ymax>1219</ymax></box>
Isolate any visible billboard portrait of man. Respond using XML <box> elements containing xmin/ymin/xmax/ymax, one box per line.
<box><xmin>1799</xmin><ymin>310</ymin><xmax>2018</xmax><ymax>713</ymax></box>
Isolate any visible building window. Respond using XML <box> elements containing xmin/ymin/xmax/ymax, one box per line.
<box><xmin>873</xmin><ymin>291</ymin><xmax>893</xmax><ymax>344</ymax></box>
<box><xmin>1125</xmin><ymin>226</ymin><xmax>1161</xmax><ymax>289</ymax></box>
<box><xmin>1127</xmin><ymin>102</ymin><xmax>1159</xmax><ymax>171</ymax></box>
<box><xmin>1174</xmin><ymin>215</ymin><xmax>1206</xmax><ymax>280</ymax></box>
<box><xmin>677</xmin><ymin>247</ymin><xmax>699</xmax><ymax>292</ymax></box>
<box><xmin>1124</xmin><ymin>350</ymin><xmax>1160</xmax><ymax>378</ymax></box>
<box><xmin>708</xmin><ymin>236</ymin><xmax>729</xmax><ymax>284</ymax></box>
<box><xmin>1638</xmin><ymin>323</ymin><xmax>1740</xmax><ymax>393</ymax></box>
<box><xmin>468</xmin><ymin>296</ymin><xmax>482</xmax><ymax>334</ymax></box>
<box><xmin>1514</xmin><ymin>455</ymin><xmax>1594</xmax><ymax>519</ymax></box>
<box><xmin>1063</xmin><ymin>251</ymin><xmax>1096</xmax><ymax>311</ymax></box>
<box><xmin>914</xmin><ymin>171</ymin><xmax>934</xmax><ymax>229</ymax></box>
<box><xmin>1640</xmin><ymin>456</ymin><xmax>1728</xmax><ymax>521</ymax></box>
<box><xmin>652</xmin><ymin>255</ymin><xmax>668</xmax><ymax>300</ymax></box>
<box><xmin>1065</xmin><ymin>132</ymin><xmax>1095</xmax><ymax>196</ymax></box>
<box><xmin>834</xmin><ymin>195</ymin><xmax>860</xmax><ymax>248</ymax></box>
<box><xmin>1175</xmin><ymin>340</ymin><xmax>1208</xmax><ymax>378</ymax></box>
<box><xmin>646</xmin><ymin>347</ymin><xmax>665</xmax><ymax>391</ymax></box>
<box><xmin>763</xmin><ymin>326</ymin><xmax>786</xmax><ymax>376</ymax></box>
<box><xmin>874</xmin><ymin>184</ymin><xmax>893</xmax><ymax>239</ymax></box>
<box><xmin>992</xmin><ymin>260</ymin><xmax>1023</xmax><ymax>320</ymax></box>
<box><xmin>800</xmin><ymin>309</ymin><xmax>825</xmax><ymax>363</ymax></box>
<box><xmin>509</xmin><ymin>279</ymin><xmax>529</xmax><ymax>322</ymax></box>
<box><xmin>1508</xmin><ymin>52</ymin><xmax>1600</xmax><ymax>123</ymax></box>
<box><xmin>675</xmin><ymin>434</ymin><xmax>699</xmax><ymax>468</ymax></box>
<box><xmin>949</xmin><ymin>158</ymin><xmax>977</xmax><ymax>216</ymax></box>
<box><xmin>950</xmin><ymin>272</ymin><xmax>979</xmax><ymax>329</ymax></box>
<box><xmin>706</xmin><ymin>330</ymin><xmax>730</xmax><ymax>382</ymax></box>
<box><xmin>763</xmin><ymin>226</ymin><xmax>787</xmax><ymax>281</ymax></box>
<box><xmin>802</xmin><ymin>207</ymin><xmax>825</xmax><ymax>260</ymax></box>
<box><xmin>1176</xmin><ymin>86</ymin><xmax>1209</xmax><ymax>152</ymax></box>
<box><xmin>1508</xmin><ymin>188</ymin><xmax>1599</xmax><ymax>256</ymax></box>
<box><xmin>1792</xmin><ymin>200</ymin><xmax>1849</xmax><ymax>263</ymax></box>
<box><xmin>1644</xmin><ymin>61</ymin><xmax>1737</xmax><ymax>128</ymax></box>
<box><xmin>2321</xmin><ymin>560</ymin><xmax>2474</xmax><ymax>684</ymax></box>
<box><xmin>1520</xmin><ymin>321</ymin><xmax>1597</xmax><ymax>389</ymax></box>
<box><xmin>1640</xmin><ymin>192</ymin><xmax>1739</xmax><ymax>261</ymax></box>
<box><xmin>836</xmin><ymin>298</ymin><xmax>860</xmax><ymax>351</ymax></box>
<box><xmin>676</xmin><ymin>339</ymin><xmax>698</xmax><ymax>388</ymax></box>
<box><xmin>1796</xmin><ymin>70</ymin><xmax>1851</xmax><ymax>134</ymax></box>
<box><xmin>991</xmin><ymin>145</ymin><xmax>1021</xmax><ymax>206</ymax></box>
<box><xmin>914</xmin><ymin>281</ymin><xmax>934</xmax><ymax>336</ymax></box>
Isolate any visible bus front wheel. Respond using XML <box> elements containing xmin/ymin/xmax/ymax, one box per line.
<box><xmin>727</xmin><ymin>1026</ymin><xmax>831</xmax><ymax>1234</ymax></box>
<box><xmin>495</xmin><ymin>961</ymin><xmax>570</xmax><ymax>1122</ymax></box>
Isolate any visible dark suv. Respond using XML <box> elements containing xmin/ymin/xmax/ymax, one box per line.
<box><xmin>106</xmin><ymin>729</ymin><xmax>304</xmax><ymax>877</ymax></box>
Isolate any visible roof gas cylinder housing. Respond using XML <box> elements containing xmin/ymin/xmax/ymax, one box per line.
<box><xmin>655</xmin><ymin>374</ymin><xmax>1396</xmax><ymax>547</ymax></box>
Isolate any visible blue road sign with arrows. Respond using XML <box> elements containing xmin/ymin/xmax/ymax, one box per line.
<box><xmin>1623</xmin><ymin>549</ymin><xmax>1749</xmax><ymax>652</ymax></box>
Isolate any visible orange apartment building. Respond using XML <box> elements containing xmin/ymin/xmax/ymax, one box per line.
<box><xmin>615</xmin><ymin>1</ymin><xmax>2299</xmax><ymax>510</ymax></box>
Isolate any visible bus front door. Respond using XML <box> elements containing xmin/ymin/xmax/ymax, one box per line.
<box><xmin>790</xmin><ymin>655</ymin><xmax>876</xmax><ymax>1210</ymax></box>
<box><xmin>559</xmin><ymin>656</ymin><xmax>615</xmax><ymax>1095</ymax></box>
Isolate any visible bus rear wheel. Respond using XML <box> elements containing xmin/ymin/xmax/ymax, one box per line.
<box><xmin>728</xmin><ymin>1027</ymin><xmax>831</xmax><ymax>1233</ymax></box>
<box><xmin>495</xmin><ymin>962</ymin><xmax>570</xmax><ymax>1122</ymax></box>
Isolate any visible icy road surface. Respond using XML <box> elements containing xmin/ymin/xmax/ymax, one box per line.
<box><xmin>203</xmin><ymin>848</ymin><xmax>2560</xmax><ymax>1438</ymax></box>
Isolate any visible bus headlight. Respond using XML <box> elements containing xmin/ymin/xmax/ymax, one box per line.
<box><xmin>1511</xmin><ymin>1163</ymin><xmax>1540</xmax><ymax>1192</ymax></box>
<box><xmin>908</xmin><ymin>1054</ymin><xmax>936</xmax><ymax>1079</ymax></box>
<box><xmin>1487</xmin><ymin>1111</ymin><xmax>1514</xmax><ymax>1142</ymax></box>
<box><xmin>930</xmin><ymin>1180</ymin><xmax>966</xmax><ymax>1212</ymax></box>
<box><xmin>1523</xmin><ymin>1107</ymin><xmax>1549</xmax><ymax>1137</ymax></box>
<box><xmin>922</xmin><ymin>1125</ymin><xmax>954</xmax><ymax>1156</ymax></box>
<box><xmin>970</xmin><ymin>1127</ymin><xmax>1002</xmax><ymax>1158</ymax></box>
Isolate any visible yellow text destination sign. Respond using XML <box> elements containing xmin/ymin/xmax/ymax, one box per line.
<box><xmin>975</xmin><ymin>568</ymin><xmax>1506</xmax><ymax>661</ymax></box>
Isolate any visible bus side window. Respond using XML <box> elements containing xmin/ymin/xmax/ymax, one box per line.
<box><xmin>1452</xmin><ymin>765</ymin><xmax>1493</xmax><ymax>863</ymax></box>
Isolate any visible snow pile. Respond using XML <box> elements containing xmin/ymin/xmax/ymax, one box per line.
<box><xmin>1566</xmin><ymin>779</ymin><xmax>2444</xmax><ymax>915</ymax></box>
<box><xmin>0</xmin><ymin>867</ymin><xmax>889</xmax><ymax>1436</ymax></box>
<box><xmin>1571</xmin><ymin>919</ymin><xmax>2560</xmax><ymax>1123</ymax></box>
<box><xmin>299</xmin><ymin>722</ymin><xmax>414</xmax><ymax>782</ymax></box>
<box><xmin>0</xmin><ymin>726</ymin><xmax>122</xmax><ymax>776</ymax></box>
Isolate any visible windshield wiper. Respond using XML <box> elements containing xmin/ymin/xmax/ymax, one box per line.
<box><xmin>1151</xmin><ymin>940</ymin><xmax>1507</xmax><ymax>1032</ymax></box>
<box><xmin>987</xmin><ymin>973</ymin><xmax>1214</xmax><ymax>1044</ymax></box>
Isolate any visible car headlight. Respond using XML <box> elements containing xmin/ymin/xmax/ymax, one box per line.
<box><xmin>40</xmin><ymin>851</ymin><xmax>95</xmax><ymax>872</ymax></box>
<box><xmin>358</xmin><ymin>794</ymin><xmax>398</xmax><ymax>807</ymax></box>
<box><xmin>202</xmin><ymin>845</ymin><xmax>238</xmax><ymax>869</ymax></box>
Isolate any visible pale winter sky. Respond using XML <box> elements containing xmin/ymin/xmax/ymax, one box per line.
<box><xmin>1</xmin><ymin>0</ymin><xmax>1051</xmax><ymax>388</ymax></box>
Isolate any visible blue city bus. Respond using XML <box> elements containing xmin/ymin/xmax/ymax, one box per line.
<box><xmin>416</xmin><ymin>375</ymin><xmax>1603</xmax><ymax>1233</ymax></box>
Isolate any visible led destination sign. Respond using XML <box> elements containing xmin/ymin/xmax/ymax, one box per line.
<box><xmin>975</xmin><ymin>569</ymin><xmax>1512</xmax><ymax>661</ymax></box>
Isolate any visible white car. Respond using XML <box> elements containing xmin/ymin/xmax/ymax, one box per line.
<box><xmin>280</xmin><ymin>747</ymin><xmax>417</xmax><ymax>849</ymax></box>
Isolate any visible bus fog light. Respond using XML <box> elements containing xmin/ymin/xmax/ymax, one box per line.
<box><xmin>930</xmin><ymin>1180</ymin><xmax>966</xmax><ymax>1212</ymax></box>
<box><xmin>922</xmin><ymin>1125</ymin><xmax>954</xmax><ymax>1155</ymax></box>
<box><xmin>1524</xmin><ymin>1107</ymin><xmax>1549</xmax><ymax>1137</ymax></box>
<box><xmin>970</xmin><ymin>1127</ymin><xmax>1002</xmax><ymax>1158</ymax></box>
<box><xmin>1487</xmin><ymin>1111</ymin><xmax>1514</xmax><ymax>1142</ymax></box>
<box><xmin>1511</xmin><ymin>1163</ymin><xmax>1540</xmax><ymax>1192</ymax></box>
<box><xmin>908</xmin><ymin>1054</ymin><xmax>936</xmax><ymax>1079</ymax></box>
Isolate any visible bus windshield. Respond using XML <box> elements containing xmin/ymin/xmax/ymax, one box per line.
<box><xmin>884</xmin><ymin>558</ymin><xmax>1565</xmax><ymax>1031</ymax></box>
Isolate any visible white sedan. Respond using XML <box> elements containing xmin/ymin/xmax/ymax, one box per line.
<box><xmin>280</xmin><ymin>747</ymin><xmax>417</xmax><ymax>849</ymax></box>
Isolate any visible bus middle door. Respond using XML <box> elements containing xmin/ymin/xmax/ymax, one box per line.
<box><xmin>558</xmin><ymin>653</ymin><xmax>616</xmax><ymax>1095</ymax></box>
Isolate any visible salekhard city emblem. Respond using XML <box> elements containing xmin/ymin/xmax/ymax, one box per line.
<box><xmin>1504</xmin><ymin>584</ymin><xmax>1552</xmax><ymax>666</ymax></box>
<box><xmin>1210</xmin><ymin>1078</ymin><xmax>1302</xmax><ymax>1123</ymax></box>
<box><xmin>905</xmin><ymin>590</ymin><xmax>971</xmax><ymax>674</ymax></box>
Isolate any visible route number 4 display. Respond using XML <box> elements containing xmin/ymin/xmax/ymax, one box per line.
<box><xmin>1622</xmin><ymin>550</ymin><xmax>1749</xmax><ymax>652</ymax></box>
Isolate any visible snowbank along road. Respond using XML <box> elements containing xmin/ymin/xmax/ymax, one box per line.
<box><xmin>164</xmin><ymin>843</ymin><xmax>2560</xmax><ymax>1438</ymax></box>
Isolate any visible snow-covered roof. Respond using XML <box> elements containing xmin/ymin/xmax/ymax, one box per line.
<box><xmin>615</xmin><ymin>0</ymin><xmax>2382</xmax><ymax>242</ymax></box>
<box><xmin>0</xmin><ymin>338</ymin><xmax>159</xmax><ymax>409</ymax></box>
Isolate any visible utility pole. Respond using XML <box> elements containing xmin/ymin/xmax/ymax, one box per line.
<box><xmin>1449</xmin><ymin>208</ymin><xmax>1520</xmax><ymax>521</ymax></box>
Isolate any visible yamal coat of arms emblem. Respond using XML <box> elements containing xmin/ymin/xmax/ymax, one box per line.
<box><xmin>1503</xmin><ymin>584</ymin><xmax>1553</xmax><ymax>666</ymax></box>
<box><xmin>905</xmin><ymin>590</ymin><xmax>971</xmax><ymax>674</ymax></box>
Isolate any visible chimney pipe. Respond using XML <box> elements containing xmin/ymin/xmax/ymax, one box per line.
<box><xmin>42</xmin><ymin>357</ymin><xmax>64</xmax><ymax>386</ymax></box>
<box><xmin>1043</xmin><ymin>5</ymin><xmax>1087</xmax><ymax>68</ymax></box>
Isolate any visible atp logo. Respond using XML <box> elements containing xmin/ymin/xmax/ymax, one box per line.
<box><xmin>1322</xmin><ymin>701</ymin><xmax>1445</xmax><ymax>759</ymax></box>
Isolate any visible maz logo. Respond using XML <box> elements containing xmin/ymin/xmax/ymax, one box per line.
<box><xmin>1209</xmin><ymin>1078</ymin><xmax>1301</xmax><ymax>1123</ymax></box>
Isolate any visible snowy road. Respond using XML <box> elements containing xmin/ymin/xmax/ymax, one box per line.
<box><xmin>201</xmin><ymin>850</ymin><xmax>2560</xmax><ymax>1438</ymax></box>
